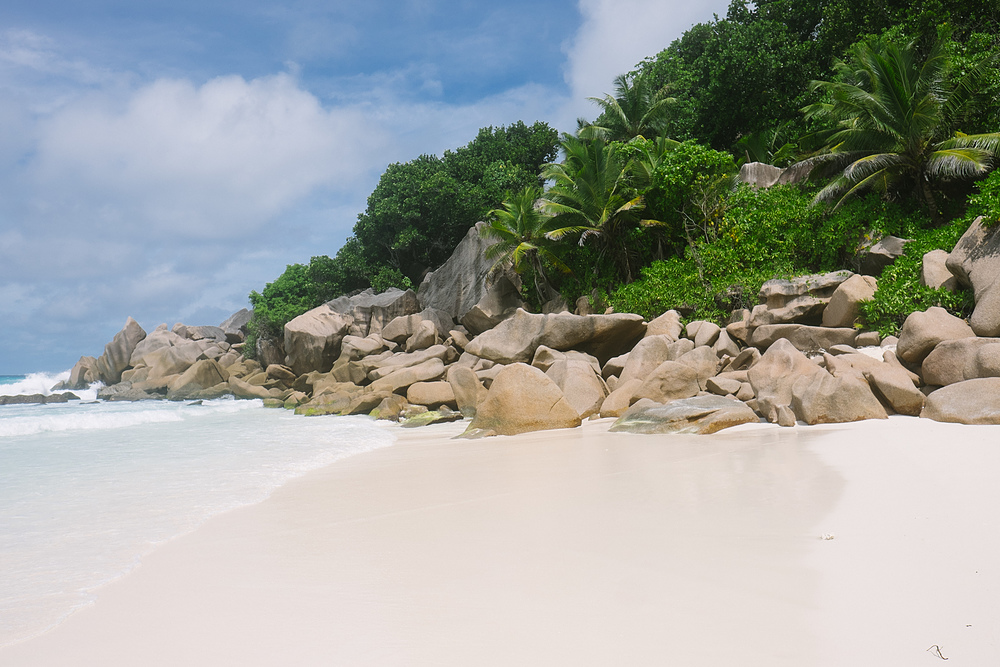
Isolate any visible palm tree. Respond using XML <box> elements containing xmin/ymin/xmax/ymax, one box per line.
<box><xmin>802</xmin><ymin>34</ymin><xmax>1000</xmax><ymax>221</ymax></box>
<box><xmin>541</xmin><ymin>135</ymin><xmax>654</xmax><ymax>283</ymax></box>
<box><xmin>578</xmin><ymin>72</ymin><xmax>676</xmax><ymax>142</ymax></box>
<box><xmin>481</xmin><ymin>186</ymin><xmax>569</xmax><ymax>304</ymax></box>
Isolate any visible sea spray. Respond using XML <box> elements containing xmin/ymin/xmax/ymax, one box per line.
<box><xmin>0</xmin><ymin>396</ymin><xmax>394</xmax><ymax>647</ymax></box>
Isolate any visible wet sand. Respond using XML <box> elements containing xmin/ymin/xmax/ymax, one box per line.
<box><xmin>2</xmin><ymin>416</ymin><xmax>999</xmax><ymax>665</ymax></box>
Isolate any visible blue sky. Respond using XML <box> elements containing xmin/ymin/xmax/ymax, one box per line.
<box><xmin>0</xmin><ymin>0</ymin><xmax>731</xmax><ymax>374</ymax></box>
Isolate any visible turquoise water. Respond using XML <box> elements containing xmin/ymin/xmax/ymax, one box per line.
<box><xmin>0</xmin><ymin>376</ymin><xmax>26</xmax><ymax>385</ymax></box>
<box><xmin>0</xmin><ymin>372</ymin><xmax>394</xmax><ymax>647</ymax></box>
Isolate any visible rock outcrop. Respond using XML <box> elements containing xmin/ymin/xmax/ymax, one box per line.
<box><xmin>465</xmin><ymin>363</ymin><xmax>582</xmax><ymax>436</ymax></box>
<box><xmin>946</xmin><ymin>216</ymin><xmax>1000</xmax><ymax>336</ymax></box>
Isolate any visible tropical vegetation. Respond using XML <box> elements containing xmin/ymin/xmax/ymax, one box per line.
<box><xmin>245</xmin><ymin>0</ymin><xmax>1000</xmax><ymax>357</ymax></box>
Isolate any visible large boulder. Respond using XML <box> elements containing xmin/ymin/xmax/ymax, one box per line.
<box><xmin>366</xmin><ymin>345</ymin><xmax>457</xmax><ymax>381</ymax></box>
<box><xmin>167</xmin><ymin>359</ymin><xmax>230</xmax><ymax>400</ymax></box>
<box><xmin>822</xmin><ymin>274</ymin><xmax>878</xmax><ymax>328</ymax></box>
<box><xmin>417</xmin><ymin>222</ymin><xmax>505</xmax><ymax>321</ymax></box>
<box><xmin>446</xmin><ymin>365</ymin><xmax>488</xmax><ymax>418</ymax></box>
<box><xmin>283</xmin><ymin>304</ymin><xmax>354</xmax><ymax>376</ymax></box>
<box><xmin>921</xmin><ymin>249</ymin><xmax>958</xmax><ymax>291</ymax></box>
<box><xmin>129</xmin><ymin>327</ymin><xmax>186</xmax><ymax>367</ymax></box>
<box><xmin>326</xmin><ymin>288</ymin><xmax>421</xmax><ymax>338</ymax></box>
<box><xmin>465</xmin><ymin>363</ymin><xmax>581</xmax><ymax>436</ymax></box>
<box><xmin>464</xmin><ymin>309</ymin><xmax>646</xmax><ymax>366</ymax></box>
<box><xmin>65</xmin><ymin>356</ymin><xmax>100</xmax><ymax>390</ymax></box>
<box><xmin>220</xmin><ymin>308</ymin><xmax>252</xmax><ymax>343</ymax></box>
<box><xmin>922</xmin><ymin>378</ymin><xmax>1000</xmax><ymax>424</ymax></box>
<box><xmin>459</xmin><ymin>275</ymin><xmax>527</xmax><ymax>336</ymax></box>
<box><xmin>544</xmin><ymin>359</ymin><xmax>608</xmax><ymax>418</ymax></box>
<box><xmin>748</xmin><ymin>324</ymin><xmax>858</xmax><ymax>352</ymax></box>
<box><xmin>750</xmin><ymin>271</ymin><xmax>853</xmax><ymax>327</ymax></box>
<box><xmin>895</xmin><ymin>306</ymin><xmax>976</xmax><ymax>364</ymax></box>
<box><xmin>632</xmin><ymin>361</ymin><xmax>701</xmax><ymax>404</ymax></box>
<box><xmin>382</xmin><ymin>308</ymin><xmax>454</xmax><ymax>343</ymax></box>
<box><xmin>737</xmin><ymin>161</ymin><xmax>813</xmax><ymax>188</ymax></box>
<box><xmin>609</xmin><ymin>396</ymin><xmax>758</xmax><ymax>435</ymax></box>
<box><xmin>946</xmin><ymin>216</ymin><xmax>1000</xmax><ymax>336</ymax></box>
<box><xmin>618</xmin><ymin>335</ymin><xmax>677</xmax><ymax>384</ymax></box>
<box><xmin>599</xmin><ymin>378</ymin><xmax>644</xmax><ymax>418</ymax></box>
<box><xmin>367</xmin><ymin>358</ymin><xmax>447</xmax><ymax>395</ymax></box>
<box><xmin>406</xmin><ymin>381</ymin><xmax>457</xmax><ymax>410</ymax></box>
<box><xmin>95</xmin><ymin>317</ymin><xmax>147</xmax><ymax>385</ymax></box>
<box><xmin>858</xmin><ymin>235</ymin><xmax>909</xmax><ymax>276</ymax></box>
<box><xmin>141</xmin><ymin>340</ymin><xmax>204</xmax><ymax>380</ymax></box>
<box><xmin>748</xmin><ymin>339</ymin><xmax>827</xmax><ymax>423</ymax></box>
<box><xmin>790</xmin><ymin>371</ymin><xmax>888</xmax><ymax>425</ymax></box>
<box><xmin>921</xmin><ymin>337</ymin><xmax>1000</xmax><ymax>386</ymax></box>
<box><xmin>675</xmin><ymin>346</ymin><xmax>721</xmax><ymax>390</ymax></box>
<box><xmin>644</xmin><ymin>310</ymin><xmax>683</xmax><ymax>340</ymax></box>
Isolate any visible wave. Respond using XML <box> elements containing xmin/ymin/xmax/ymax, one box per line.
<box><xmin>0</xmin><ymin>397</ymin><xmax>263</xmax><ymax>438</ymax></box>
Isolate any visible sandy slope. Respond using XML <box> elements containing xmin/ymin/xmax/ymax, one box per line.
<box><xmin>2</xmin><ymin>416</ymin><xmax>998</xmax><ymax>665</ymax></box>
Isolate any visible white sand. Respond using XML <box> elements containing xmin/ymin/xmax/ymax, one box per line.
<box><xmin>2</xmin><ymin>415</ymin><xmax>999</xmax><ymax>665</ymax></box>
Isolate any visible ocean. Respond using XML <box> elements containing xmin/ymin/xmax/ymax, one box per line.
<box><xmin>0</xmin><ymin>371</ymin><xmax>394</xmax><ymax>648</ymax></box>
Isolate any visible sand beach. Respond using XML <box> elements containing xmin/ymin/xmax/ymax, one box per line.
<box><xmin>2</xmin><ymin>415</ymin><xmax>998</xmax><ymax>665</ymax></box>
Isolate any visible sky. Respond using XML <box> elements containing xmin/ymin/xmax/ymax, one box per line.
<box><xmin>0</xmin><ymin>0</ymin><xmax>731</xmax><ymax>374</ymax></box>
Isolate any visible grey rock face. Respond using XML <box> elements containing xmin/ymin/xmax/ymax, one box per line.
<box><xmin>96</xmin><ymin>317</ymin><xmax>147</xmax><ymax>385</ymax></box>
<box><xmin>416</xmin><ymin>222</ymin><xmax>506</xmax><ymax>322</ymax></box>
<box><xmin>822</xmin><ymin>274</ymin><xmax>878</xmax><ymax>328</ymax></box>
<box><xmin>749</xmin><ymin>324</ymin><xmax>858</xmax><ymax>352</ymax></box>
<box><xmin>920</xmin><ymin>249</ymin><xmax>958</xmax><ymax>291</ymax></box>
<box><xmin>858</xmin><ymin>235</ymin><xmax>910</xmax><ymax>276</ymax></box>
<box><xmin>283</xmin><ymin>304</ymin><xmax>354</xmax><ymax>375</ymax></box>
<box><xmin>327</xmin><ymin>288</ymin><xmax>421</xmax><ymax>339</ymax></box>
<box><xmin>610</xmin><ymin>395</ymin><xmax>758</xmax><ymax>435</ymax></box>
<box><xmin>465</xmin><ymin>363</ymin><xmax>581</xmax><ymax>436</ymax></box>
<box><xmin>459</xmin><ymin>276</ymin><xmax>527</xmax><ymax>336</ymax></box>
<box><xmin>750</xmin><ymin>271</ymin><xmax>854</xmax><ymax>327</ymax></box>
<box><xmin>748</xmin><ymin>339</ymin><xmax>827</xmax><ymax>423</ymax></box>
<box><xmin>220</xmin><ymin>308</ymin><xmax>252</xmax><ymax>343</ymax></box>
<box><xmin>946</xmin><ymin>216</ymin><xmax>1000</xmax><ymax>336</ymax></box>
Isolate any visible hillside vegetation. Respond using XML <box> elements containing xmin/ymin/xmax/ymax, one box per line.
<box><xmin>247</xmin><ymin>0</ymin><xmax>1000</xmax><ymax>357</ymax></box>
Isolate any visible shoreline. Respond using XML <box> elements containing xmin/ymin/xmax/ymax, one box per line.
<box><xmin>3</xmin><ymin>416</ymin><xmax>1000</xmax><ymax>665</ymax></box>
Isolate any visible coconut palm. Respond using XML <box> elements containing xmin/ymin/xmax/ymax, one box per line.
<box><xmin>541</xmin><ymin>135</ymin><xmax>654</xmax><ymax>283</ymax></box>
<box><xmin>577</xmin><ymin>72</ymin><xmax>676</xmax><ymax>142</ymax></box>
<box><xmin>802</xmin><ymin>34</ymin><xmax>1000</xmax><ymax>220</ymax></box>
<box><xmin>481</xmin><ymin>186</ymin><xmax>569</xmax><ymax>304</ymax></box>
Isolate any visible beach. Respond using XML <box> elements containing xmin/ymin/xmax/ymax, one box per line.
<box><xmin>2</xmin><ymin>415</ymin><xmax>998</xmax><ymax>665</ymax></box>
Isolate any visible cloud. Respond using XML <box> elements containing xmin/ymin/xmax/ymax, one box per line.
<box><xmin>559</xmin><ymin>0</ymin><xmax>731</xmax><ymax>126</ymax></box>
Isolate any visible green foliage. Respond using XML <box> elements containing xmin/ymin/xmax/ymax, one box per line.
<box><xmin>578</xmin><ymin>72</ymin><xmax>676</xmax><ymax>142</ymax></box>
<box><xmin>967</xmin><ymin>169</ymin><xmax>1000</xmax><ymax>225</ymax></box>
<box><xmin>859</xmin><ymin>220</ymin><xmax>976</xmax><ymax>336</ymax></box>
<box><xmin>803</xmin><ymin>31</ymin><xmax>1000</xmax><ymax>219</ymax></box>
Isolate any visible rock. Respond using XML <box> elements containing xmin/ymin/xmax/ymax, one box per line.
<box><xmin>827</xmin><ymin>344</ymin><xmax>858</xmax><ymax>356</ymax></box>
<box><xmin>366</xmin><ymin>345</ymin><xmax>457</xmax><ymax>381</ymax></box>
<box><xmin>382</xmin><ymin>309</ymin><xmax>453</xmax><ymax>343</ymax></box>
<box><xmin>404</xmin><ymin>319</ymin><xmax>439</xmax><ymax>352</ymax></box>
<box><xmin>327</xmin><ymin>288</ymin><xmax>421</xmax><ymax>339</ymax></box>
<box><xmin>255</xmin><ymin>335</ymin><xmax>286</xmax><ymax>368</ymax></box>
<box><xmin>283</xmin><ymin>305</ymin><xmax>353</xmax><ymax>376</ymax></box>
<box><xmin>448</xmin><ymin>329</ymin><xmax>471</xmax><ymax>350</ymax></box>
<box><xmin>737</xmin><ymin>161</ymin><xmax>814</xmax><ymax>188</ymax></box>
<box><xmin>896</xmin><ymin>306</ymin><xmax>976</xmax><ymax>364</ymax></box>
<box><xmin>446</xmin><ymin>365</ymin><xmax>488</xmax><ymax>418</ymax></box>
<box><xmin>775</xmin><ymin>404</ymin><xmax>796</xmax><ymax>427</ymax></box>
<box><xmin>920</xmin><ymin>337</ymin><xmax>998</xmax><ymax>386</ymax></box>
<box><xmin>459</xmin><ymin>275</ymin><xmax>528</xmax><ymax>336</ymax></box>
<box><xmin>921</xmin><ymin>249</ymin><xmax>958</xmax><ymax>291</ymax></box>
<box><xmin>618</xmin><ymin>335</ymin><xmax>676</xmax><ymax>384</ymax></box>
<box><xmin>262</xmin><ymin>398</ymin><xmax>285</xmax><ymax>408</ymax></box>
<box><xmin>712</xmin><ymin>330</ymin><xmax>741</xmax><ymax>358</ymax></box>
<box><xmin>921</xmin><ymin>378</ymin><xmax>1000</xmax><ymax>424</ymax></box>
<box><xmin>644</xmin><ymin>310</ymin><xmax>683</xmax><ymax>340</ymax></box>
<box><xmin>464</xmin><ymin>309</ymin><xmax>646</xmax><ymax>366</ymax></box>
<box><xmin>610</xmin><ymin>395</ymin><xmax>758</xmax><ymax>434</ymax></box>
<box><xmin>368</xmin><ymin>358</ymin><xmax>447</xmax><ymax>395</ymax></box>
<box><xmin>541</xmin><ymin>296</ymin><xmax>571</xmax><ymax>314</ymax></box>
<box><xmin>66</xmin><ymin>356</ymin><xmax>100</xmax><ymax>389</ymax></box>
<box><xmin>749</xmin><ymin>324</ymin><xmax>859</xmax><ymax>352</ymax></box>
<box><xmin>465</xmin><ymin>363</ymin><xmax>581</xmax><ymax>436</ymax></box>
<box><xmin>369</xmin><ymin>394</ymin><xmax>410</xmax><ymax>421</ymax></box>
<box><xmin>632</xmin><ymin>361</ymin><xmax>701</xmax><ymax>404</ymax></box>
<box><xmin>167</xmin><ymin>360</ymin><xmax>230</xmax><ymax>400</ymax></box>
<box><xmin>283</xmin><ymin>392</ymin><xmax>309</xmax><ymax>409</ymax></box>
<box><xmin>822</xmin><ymin>274</ymin><xmax>878</xmax><ymax>328</ymax></box>
<box><xmin>725</xmin><ymin>309</ymin><xmax>752</xmax><ymax>344</ymax></box>
<box><xmin>706</xmin><ymin>377</ymin><xmax>742</xmax><ymax>396</ymax></box>
<box><xmin>184</xmin><ymin>326</ymin><xmax>227</xmax><ymax>343</ymax></box>
<box><xmin>688</xmin><ymin>321</ymin><xmax>721</xmax><ymax>347</ymax></box>
<box><xmin>791</xmin><ymin>370</ymin><xmax>888</xmax><ymax>424</ymax></box>
<box><xmin>946</xmin><ymin>216</ymin><xmax>1000</xmax><ymax>336</ymax></box>
<box><xmin>294</xmin><ymin>391</ymin><xmax>355</xmax><ymax>416</ymax></box>
<box><xmin>858</xmin><ymin>235</ymin><xmax>910</xmax><ymax>276</ymax></box>
<box><xmin>855</xmin><ymin>331</ymin><xmax>881</xmax><ymax>347</ymax></box>
<box><xmin>475</xmin><ymin>365</ymin><xmax>504</xmax><ymax>389</ymax></box>
<box><xmin>129</xmin><ymin>328</ymin><xmax>184</xmax><ymax>367</ymax></box>
<box><xmin>338</xmin><ymin>335</ymin><xmax>385</xmax><ymax>361</ymax></box>
<box><xmin>417</xmin><ymin>222</ymin><xmax>510</xmax><ymax>321</ymax></box>
<box><xmin>95</xmin><ymin>317</ymin><xmax>147</xmax><ymax>385</ymax></box>
<box><xmin>675</xmin><ymin>346</ymin><xmax>721</xmax><ymax>390</ymax></box>
<box><xmin>720</xmin><ymin>348</ymin><xmax>760</xmax><ymax>373</ymax></box>
<box><xmin>342</xmin><ymin>391</ymin><xmax>393</xmax><ymax>416</ymax></box>
<box><xmin>220</xmin><ymin>308</ymin><xmax>252</xmax><ymax>343</ymax></box>
<box><xmin>602</xmin><ymin>353</ymin><xmax>628</xmax><ymax>380</ymax></box>
<box><xmin>96</xmin><ymin>382</ymin><xmax>158</xmax><ymax>402</ymax></box>
<box><xmin>736</xmin><ymin>382</ymin><xmax>755</xmax><ymax>402</ymax></box>
<box><xmin>406</xmin><ymin>381</ymin><xmax>457</xmax><ymax>410</ymax></box>
<box><xmin>599</xmin><ymin>378</ymin><xmax>644</xmax><ymax>418</ymax></box>
<box><xmin>400</xmin><ymin>407</ymin><xmax>465</xmax><ymax>428</ymax></box>
<box><xmin>750</xmin><ymin>271</ymin><xmax>854</xmax><ymax>327</ymax></box>
<box><xmin>228</xmin><ymin>376</ymin><xmax>272</xmax><ymax>400</ymax></box>
<box><xmin>265</xmin><ymin>364</ymin><xmax>296</xmax><ymax>384</ymax></box>
<box><xmin>862</xmin><ymin>364</ymin><xmax>925</xmax><ymax>416</ymax></box>
<box><xmin>530</xmin><ymin>346</ymin><xmax>601</xmax><ymax>376</ymax></box>
<box><xmin>748</xmin><ymin>339</ymin><xmax>827</xmax><ymax>423</ymax></box>
<box><xmin>545</xmin><ymin>359</ymin><xmax>608</xmax><ymax>418</ymax></box>
<box><xmin>143</xmin><ymin>342</ymin><xmax>204</xmax><ymax>380</ymax></box>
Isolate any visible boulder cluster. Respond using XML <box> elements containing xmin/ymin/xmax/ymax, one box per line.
<box><xmin>60</xmin><ymin>216</ymin><xmax>1000</xmax><ymax>434</ymax></box>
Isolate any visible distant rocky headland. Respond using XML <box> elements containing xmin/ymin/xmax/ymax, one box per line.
<box><xmin>52</xmin><ymin>213</ymin><xmax>1000</xmax><ymax>434</ymax></box>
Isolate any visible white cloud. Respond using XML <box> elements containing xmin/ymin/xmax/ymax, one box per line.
<box><xmin>558</xmin><ymin>0</ymin><xmax>731</xmax><ymax>127</ymax></box>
